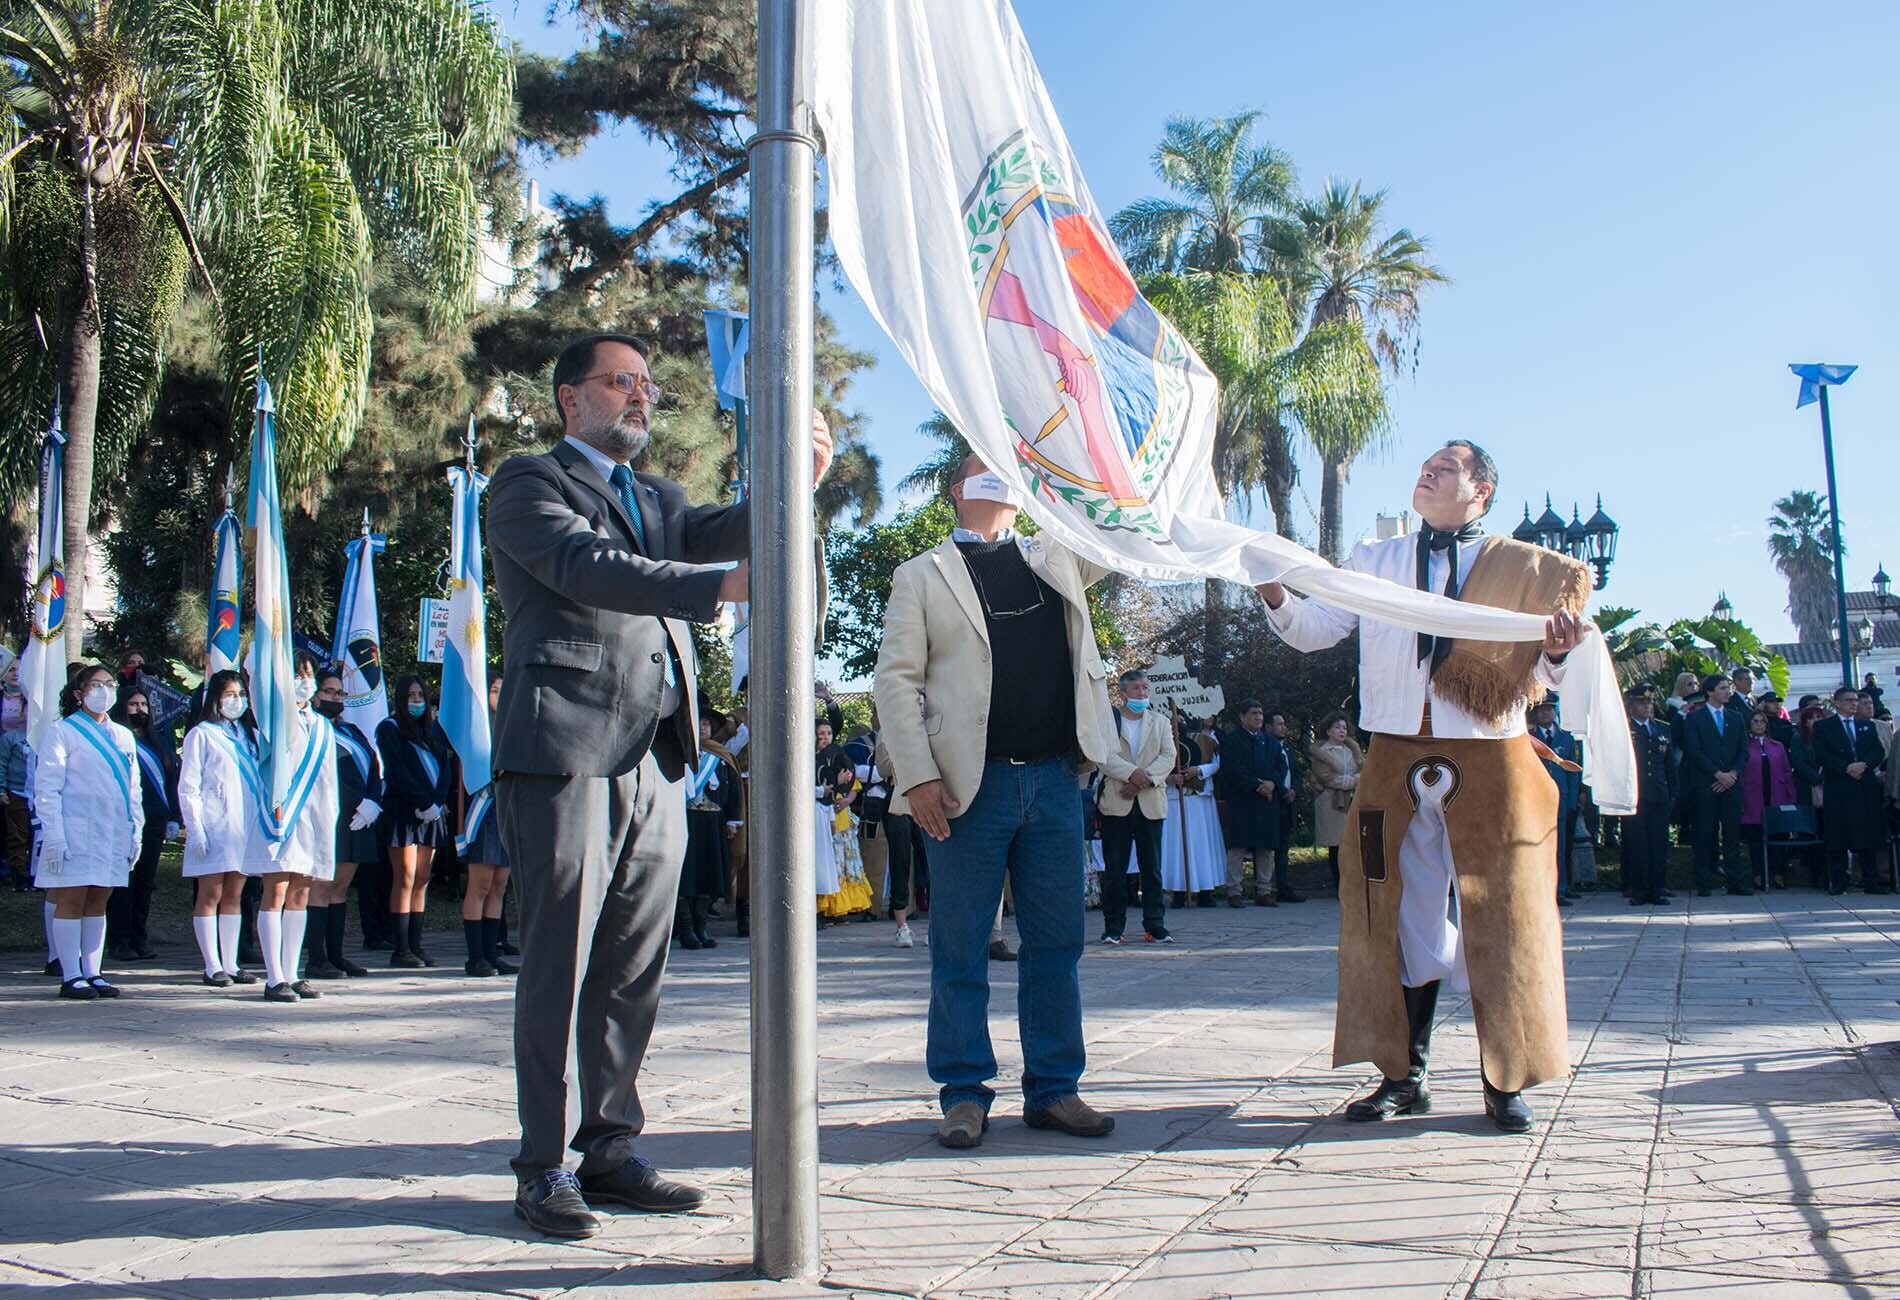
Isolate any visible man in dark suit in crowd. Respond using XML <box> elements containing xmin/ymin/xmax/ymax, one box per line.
<box><xmin>1262</xmin><ymin>708</ymin><xmax>1304</xmax><ymax>903</ymax></box>
<box><xmin>1529</xmin><ymin>700</ymin><xmax>1582</xmax><ymax>906</ymax></box>
<box><xmin>1683</xmin><ymin>672</ymin><xmax>1749</xmax><ymax>896</ymax></box>
<box><xmin>488</xmin><ymin>332</ymin><xmax>832</xmax><ymax>1237</ymax></box>
<box><xmin>1218</xmin><ymin>700</ymin><xmax>1295</xmax><ymax>906</ymax></box>
<box><xmin>1622</xmin><ymin>686</ymin><xmax>1676</xmax><ymax>905</ymax></box>
<box><xmin>1810</xmin><ymin>684</ymin><xmax>1892</xmax><ymax>896</ymax></box>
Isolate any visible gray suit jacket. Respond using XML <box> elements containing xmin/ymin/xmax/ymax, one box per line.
<box><xmin>487</xmin><ymin>440</ymin><xmax>747</xmax><ymax>780</ymax></box>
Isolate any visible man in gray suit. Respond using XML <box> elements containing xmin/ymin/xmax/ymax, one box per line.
<box><xmin>489</xmin><ymin>332</ymin><xmax>831</xmax><ymax>1238</ymax></box>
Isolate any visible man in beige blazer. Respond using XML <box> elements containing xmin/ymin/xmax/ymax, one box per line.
<box><xmin>875</xmin><ymin>455</ymin><xmax>1117</xmax><ymax>1150</ymax></box>
<box><xmin>1095</xmin><ymin>669</ymin><xmax>1177</xmax><ymax>945</ymax></box>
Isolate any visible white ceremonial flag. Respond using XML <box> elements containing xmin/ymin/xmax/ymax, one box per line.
<box><xmin>811</xmin><ymin>0</ymin><xmax>1633</xmax><ymax>811</ymax></box>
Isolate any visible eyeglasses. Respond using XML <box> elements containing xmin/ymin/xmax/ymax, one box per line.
<box><xmin>577</xmin><ymin>371</ymin><xmax>662</xmax><ymax>404</ymax></box>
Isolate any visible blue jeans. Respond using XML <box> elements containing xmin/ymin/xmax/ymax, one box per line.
<box><xmin>926</xmin><ymin>756</ymin><xmax>1086</xmax><ymax>1115</ymax></box>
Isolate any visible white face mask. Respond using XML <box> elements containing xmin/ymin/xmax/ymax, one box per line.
<box><xmin>220</xmin><ymin>695</ymin><xmax>247</xmax><ymax>722</ymax></box>
<box><xmin>83</xmin><ymin>684</ymin><xmax>114</xmax><ymax>716</ymax></box>
<box><xmin>958</xmin><ymin>472</ymin><xmax>1016</xmax><ymax>505</ymax></box>
<box><xmin>294</xmin><ymin>677</ymin><xmax>316</xmax><ymax>703</ymax></box>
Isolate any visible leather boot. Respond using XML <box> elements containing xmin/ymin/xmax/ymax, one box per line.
<box><xmin>1482</xmin><ymin>1076</ymin><xmax>1534</xmax><ymax>1133</ymax></box>
<box><xmin>676</xmin><ymin>899</ymin><xmax>702</xmax><ymax>949</ymax></box>
<box><xmin>735</xmin><ymin>900</ymin><xmax>750</xmax><ymax>938</ymax></box>
<box><xmin>691</xmin><ymin>896</ymin><xmax>717</xmax><ymax>949</ymax></box>
<box><xmin>1344</xmin><ymin>981</ymin><xmax>1438</xmax><ymax>1121</ymax></box>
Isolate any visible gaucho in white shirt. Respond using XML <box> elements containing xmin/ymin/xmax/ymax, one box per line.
<box><xmin>1256</xmin><ymin>440</ymin><xmax>1590</xmax><ymax>1134</ymax></box>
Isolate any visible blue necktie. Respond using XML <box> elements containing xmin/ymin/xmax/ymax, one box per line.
<box><xmin>1712</xmin><ymin>709</ymin><xmax>1723</xmax><ymax>736</ymax></box>
<box><xmin>607</xmin><ymin>464</ymin><xmax>650</xmax><ymax>553</ymax></box>
<box><xmin>607</xmin><ymin>464</ymin><xmax>675</xmax><ymax>689</ymax></box>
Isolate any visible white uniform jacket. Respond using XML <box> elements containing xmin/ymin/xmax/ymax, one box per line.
<box><xmin>178</xmin><ymin>721</ymin><xmax>275</xmax><ymax>878</ymax></box>
<box><xmin>31</xmin><ymin>714</ymin><xmax>143</xmax><ymax>888</ymax></box>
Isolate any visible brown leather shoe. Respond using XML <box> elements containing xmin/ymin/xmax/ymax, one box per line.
<box><xmin>938</xmin><ymin>1101</ymin><xmax>988</xmax><ymax>1149</ymax></box>
<box><xmin>1024</xmin><ymin>1094</ymin><xmax>1115</xmax><ymax>1137</ymax></box>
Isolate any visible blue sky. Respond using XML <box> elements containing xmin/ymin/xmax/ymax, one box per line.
<box><xmin>502</xmin><ymin>0</ymin><xmax>1898</xmax><ymax>648</ymax></box>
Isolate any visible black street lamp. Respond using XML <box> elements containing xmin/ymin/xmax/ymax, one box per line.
<box><xmin>1515</xmin><ymin>492</ymin><xmax>1619</xmax><ymax>588</ymax></box>
<box><xmin>1511</xmin><ymin>504</ymin><xmax>1538</xmax><ymax>545</ymax></box>
<box><xmin>1712</xmin><ymin>591</ymin><xmax>1735</xmax><ymax>622</ymax></box>
<box><xmin>1532</xmin><ymin>494</ymin><xmax>1568</xmax><ymax>552</ymax></box>
<box><xmin>1581</xmin><ymin>495</ymin><xmax>1619</xmax><ymax>590</ymax></box>
<box><xmin>1874</xmin><ymin>563</ymin><xmax>1892</xmax><ymax>609</ymax></box>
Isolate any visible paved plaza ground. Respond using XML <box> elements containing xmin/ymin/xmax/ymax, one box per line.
<box><xmin>1</xmin><ymin>889</ymin><xmax>1896</xmax><ymax>1299</ymax></box>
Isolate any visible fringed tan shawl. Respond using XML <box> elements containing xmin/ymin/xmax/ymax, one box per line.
<box><xmin>1431</xmin><ymin>537</ymin><xmax>1592</xmax><ymax>725</ymax></box>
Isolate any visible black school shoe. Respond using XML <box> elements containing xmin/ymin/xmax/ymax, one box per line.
<box><xmin>58</xmin><ymin>978</ymin><xmax>97</xmax><ymax>1000</ymax></box>
<box><xmin>579</xmin><ymin>1156</ymin><xmax>706</xmax><ymax>1213</ymax></box>
<box><xmin>1482</xmin><ymin>1080</ymin><xmax>1534</xmax><ymax>1133</ymax></box>
<box><xmin>515</xmin><ymin>1170</ymin><xmax>600</xmax><ymax>1239</ymax></box>
<box><xmin>1345</xmin><ymin>1077</ymin><xmax>1430</xmax><ymax>1121</ymax></box>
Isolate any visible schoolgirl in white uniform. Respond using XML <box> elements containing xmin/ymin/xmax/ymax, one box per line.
<box><xmin>33</xmin><ymin>664</ymin><xmax>143</xmax><ymax>1000</ymax></box>
<box><xmin>178</xmin><ymin>669</ymin><xmax>271</xmax><ymax>987</ymax></box>
<box><xmin>255</xmin><ymin>651</ymin><xmax>338</xmax><ymax>1002</ymax></box>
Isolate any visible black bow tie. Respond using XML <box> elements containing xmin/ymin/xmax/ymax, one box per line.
<box><xmin>1416</xmin><ymin>523</ymin><xmax>1482</xmax><ymax>666</ymax></box>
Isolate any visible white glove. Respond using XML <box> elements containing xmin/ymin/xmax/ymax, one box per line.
<box><xmin>39</xmin><ymin>841</ymin><xmax>64</xmax><ymax>876</ymax></box>
<box><xmin>416</xmin><ymin>804</ymin><xmax>443</xmax><ymax>824</ymax></box>
<box><xmin>350</xmin><ymin>799</ymin><xmax>382</xmax><ymax>832</ymax></box>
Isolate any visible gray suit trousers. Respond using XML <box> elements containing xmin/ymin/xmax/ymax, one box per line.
<box><xmin>502</xmin><ymin>749</ymin><xmax>685</xmax><ymax>1179</ymax></box>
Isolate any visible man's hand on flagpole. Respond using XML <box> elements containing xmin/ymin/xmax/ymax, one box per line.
<box><xmin>718</xmin><ymin>560</ymin><xmax>750</xmax><ymax>605</ymax></box>
<box><xmin>811</xmin><ymin>408</ymin><xmax>834</xmax><ymax>484</ymax></box>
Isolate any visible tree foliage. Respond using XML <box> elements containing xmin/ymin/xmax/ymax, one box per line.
<box><xmin>1766</xmin><ymin>489</ymin><xmax>1840</xmax><ymax>645</ymax></box>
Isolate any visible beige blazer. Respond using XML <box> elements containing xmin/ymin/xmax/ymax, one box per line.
<box><xmin>1096</xmin><ymin>708</ymin><xmax>1175</xmax><ymax>819</ymax></box>
<box><xmin>874</xmin><ymin>534</ymin><xmax>1112</xmax><ymax>819</ymax></box>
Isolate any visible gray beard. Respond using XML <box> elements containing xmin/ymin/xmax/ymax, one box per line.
<box><xmin>579</xmin><ymin>411</ymin><xmax>649</xmax><ymax>461</ymax></box>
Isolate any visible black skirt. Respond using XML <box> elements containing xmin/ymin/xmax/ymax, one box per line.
<box><xmin>336</xmin><ymin>819</ymin><xmax>383</xmax><ymax>866</ymax></box>
<box><xmin>390</xmin><ymin>819</ymin><xmax>444</xmax><ymax>850</ymax></box>
<box><xmin>680</xmin><ymin>807</ymin><xmax>731</xmax><ymax>898</ymax></box>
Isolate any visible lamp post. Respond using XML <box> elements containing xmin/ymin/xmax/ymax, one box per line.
<box><xmin>1514</xmin><ymin>493</ymin><xmax>1619</xmax><ymax>589</ymax></box>
<box><xmin>1712</xmin><ymin>591</ymin><xmax>1734</xmax><ymax>622</ymax></box>
<box><xmin>1874</xmin><ymin>563</ymin><xmax>1892</xmax><ymax>611</ymax></box>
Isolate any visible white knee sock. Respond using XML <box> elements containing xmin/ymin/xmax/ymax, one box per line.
<box><xmin>217</xmin><ymin>912</ymin><xmax>241</xmax><ymax>974</ymax></box>
<box><xmin>257</xmin><ymin>910</ymin><xmax>284</xmax><ymax>986</ymax></box>
<box><xmin>281</xmin><ymin>909</ymin><xmax>307</xmax><ymax>982</ymax></box>
<box><xmin>80</xmin><ymin>915</ymin><xmax>106</xmax><ymax>979</ymax></box>
<box><xmin>193</xmin><ymin>915</ymin><xmax>220</xmax><ymax>977</ymax></box>
<box><xmin>44</xmin><ymin>900</ymin><xmax>56</xmax><ymax>961</ymax></box>
<box><xmin>52</xmin><ymin>917</ymin><xmax>83</xmax><ymax>982</ymax></box>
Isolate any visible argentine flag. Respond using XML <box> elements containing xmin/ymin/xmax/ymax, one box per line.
<box><xmin>206</xmin><ymin>485</ymin><xmax>243</xmax><ymax>676</ymax></box>
<box><xmin>246</xmin><ymin>370</ymin><xmax>298</xmax><ymax>839</ymax></box>
<box><xmin>332</xmin><ymin>515</ymin><xmax>390</xmax><ymax>739</ymax></box>
<box><xmin>20</xmin><ymin>399</ymin><xmax>68</xmax><ymax>750</ymax></box>
<box><xmin>440</xmin><ymin>423</ymin><xmax>492</xmax><ymax>808</ymax></box>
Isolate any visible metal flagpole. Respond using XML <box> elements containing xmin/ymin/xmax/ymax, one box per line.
<box><xmin>1818</xmin><ymin>385</ymin><xmax>1854</xmax><ymax>689</ymax></box>
<box><xmin>747</xmin><ymin>0</ymin><xmax>821</xmax><ymax>1279</ymax></box>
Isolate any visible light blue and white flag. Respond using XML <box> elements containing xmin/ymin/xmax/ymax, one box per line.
<box><xmin>20</xmin><ymin>397</ymin><xmax>68</xmax><ymax>751</ymax></box>
<box><xmin>207</xmin><ymin>470</ymin><xmax>243</xmax><ymax>676</ymax></box>
<box><xmin>331</xmin><ymin>511</ymin><xmax>389</xmax><ymax>740</ymax></box>
<box><xmin>440</xmin><ymin>420</ymin><xmax>492</xmax><ymax>806</ymax></box>
<box><xmin>246</xmin><ymin>369</ymin><xmax>298</xmax><ymax>840</ymax></box>
<box><xmin>1789</xmin><ymin>363</ymin><xmax>1856</xmax><ymax>409</ymax></box>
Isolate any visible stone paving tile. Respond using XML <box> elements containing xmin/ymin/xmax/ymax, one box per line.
<box><xmin>4</xmin><ymin>892</ymin><xmax>1898</xmax><ymax>1298</ymax></box>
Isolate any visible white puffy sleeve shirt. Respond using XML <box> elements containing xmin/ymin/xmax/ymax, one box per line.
<box><xmin>1264</xmin><ymin>534</ymin><xmax>1565</xmax><ymax>741</ymax></box>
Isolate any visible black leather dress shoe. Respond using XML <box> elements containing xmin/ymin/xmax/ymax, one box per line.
<box><xmin>1344</xmin><ymin>1077</ymin><xmax>1430</xmax><ymax>1122</ymax></box>
<box><xmin>1483</xmin><ymin>1080</ymin><xmax>1534</xmax><ymax>1133</ymax></box>
<box><xmin>579</xmin><ymin>1156</ymin><xmax>706</xmax><ymax>1213</ymax></box>
<box><xmin>516</xmin><ymin>1170</ymin><xmax>601</xmax><ymax>1239</ymax></box>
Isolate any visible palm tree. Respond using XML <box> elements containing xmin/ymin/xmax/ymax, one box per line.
<box><xmin>1767</xmin><ymin>490</ymin><xmax>1842</xmax><ymax>644</ymax></box>
<box><xmin>1264</xmin><ymin>180</ymin><xmax>1446</xmax><ymax>561</ymax></box>
<box><xmin>2</xmin><ymin>0</ymin><xmax>513</xmax><ymax>656</ymax></box>
<box><xmin>898</xmin><ymin>410</ymin><xmax>972</xmax><ymax>501</ymax></box>
<box><xmin>1109</xmin><ymin>111</ymin><xmax>1293</xmax><ymax>276</ymax></box>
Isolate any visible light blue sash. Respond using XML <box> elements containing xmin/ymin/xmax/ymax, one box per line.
<box><xmin>455</xmin><ymin>785</ymin><xmax>494</xmax><ymax>857</ymax></box>
<box><xmin>134</xmin><ymin>740</ymin><xmax>170</xmax><ymax>814</ymax></box>
<box><xmin>201</xmin><ymin>722</ymin><xmax>276</xmax><ymax>841</ymax></box>
<box><xmin>334</xmin><ymin>726</ymin><xmax>372</xmax><ymax>784</ymax></box>
<box><xmin>270</xmin><ymin>713</ymin><xmax>333</xmax><ymax>843</ymax></box>
<box><xmin>410</xmin><ymin>741</ymin><xmax>442</xmax><ymax>790</ymax></box>
<box><xmin>66</xmin><ymin>714</ymin><xmax>136</xmax><ymax>833</ymax></box>
<box><xmin>686</xmin><ymin>752</ymin><xmax>721</xmax><ymax>803</ymax></box>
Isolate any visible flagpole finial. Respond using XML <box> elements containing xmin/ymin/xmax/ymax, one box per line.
<box><xmin>361</xmin><ymin>507</ymin><xmax>371</xmax><ymax>536</ymax></box>
<box><xmin>465</xmin><ymin>415</ymin><xmax>478</xmax><ymax>471</ymax></box>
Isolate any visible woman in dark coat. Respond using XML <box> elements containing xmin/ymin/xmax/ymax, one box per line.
<box><xmin>376</xmin><ymin>675</ymin><xmax>455</xmax><ymax>967</ymax></box>
<box><xmin>306</xmin><ymin>669</ymin><xmax>382</xmax><ymax>978</ymax></box>
<box><xmin>107</xmin><ymin>684</ymin><xmax>177</xmax><ymax>962</ymax></box>
<box><xmin>677</xmin><ymin>715</ymin><xmax>742</xmax><ymax>949</ymax></box>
